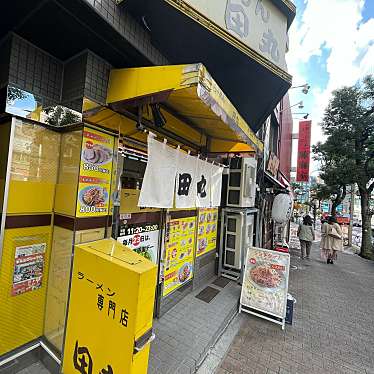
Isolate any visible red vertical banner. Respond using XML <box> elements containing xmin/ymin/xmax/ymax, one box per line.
<box><xmin>296</xmin><ymin>120</ymin><xmax>312</xmax><ymax>182</ymax></box>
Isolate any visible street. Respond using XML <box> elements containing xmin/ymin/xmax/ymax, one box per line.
<box><xmin>215</xmin><ymin>243</ymin><xmax>374</xmax><ymax>374</ymax></box>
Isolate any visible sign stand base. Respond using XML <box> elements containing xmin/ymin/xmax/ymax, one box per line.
<box><xmin>239</xmin><ymin>304</ymin><xmax>286</xmax><ymax>330</ymax></box>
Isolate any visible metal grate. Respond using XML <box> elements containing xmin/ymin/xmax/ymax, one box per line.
<box><xmin>195</xmin><ymin>286</ymin><xmax>220</xmax><ymax>303</ymax></box>
<box><xmin>212</xmin><ymin>277</ymin><xmax>231</xmax><ymax>288</ymax></box>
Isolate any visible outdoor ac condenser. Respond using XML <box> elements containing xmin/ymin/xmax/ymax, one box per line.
<box><xmin>223</xmin><ymin>212</ymin><xmax>255</xmax><ymax>270</ymax></box>
<box><xmin>226</xmin><ymin>157</ymin><xmax>257</xmax><ymax>208</ymax></box>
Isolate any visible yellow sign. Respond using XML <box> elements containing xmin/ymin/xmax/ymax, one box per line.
<box><xmin>163</xmin><ymin>216</ymin><xmax>196</xmax><ymax>296</ymax></box>
<box><xmin>196</xmin><ymin>208</ymin><xmax>219</xmax><ymax>257</ymax></box>
<box><xmin>76</xmin><ymin>127</ymin><xmax>115</xmax><ymax>217</ymax></box>
<box><xmin>62</xmin><ymin>239</ymin><xmax>157</xmax><ymax>374</ymax></box>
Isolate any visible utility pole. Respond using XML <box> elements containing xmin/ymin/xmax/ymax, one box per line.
<box><xmin>348</xmin><ymin>184</ymin><xmax>355</xmax><ymax>246</ymax></box>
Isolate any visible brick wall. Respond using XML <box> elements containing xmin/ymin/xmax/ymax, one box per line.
<box><xmin>1</xmin><ymin>34</ymin><xmax>113</xmax><ymax>112</ymax></box>
<box><xmin>82</xmin><ymin>0</ymin><xmax>168</xmax><ymax>66</ymax></box>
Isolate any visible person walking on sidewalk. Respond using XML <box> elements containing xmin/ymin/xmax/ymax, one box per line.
<box><xmin>320</xmin><ymin>217</ymin><xmax>329</xmax><ymax>258</ymax></box>
<box><xmin>322</xmin><ymin>216</ymin><xmax>343</xmax><ymax>264</ymax></box>
<box><xmin>297</xmin><ymin>215</ymin><xmax>315</xmax><ymax>260</ymax></box>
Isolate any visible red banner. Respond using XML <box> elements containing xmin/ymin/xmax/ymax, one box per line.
<box><xmin>296</xmin><ymin>120</ymin><xmax>312</xmax><ymax>182</ymax></box>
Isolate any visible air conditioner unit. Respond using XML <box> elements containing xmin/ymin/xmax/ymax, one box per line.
<box><xmin>226</xmin><ymin>157</ymin><xmax>257</xmax><ymax>208</ymax></box>
<box><xmin>223</xmin><ymin>212</ymin><xmax>254</xmax><ymax>270</ymax></box>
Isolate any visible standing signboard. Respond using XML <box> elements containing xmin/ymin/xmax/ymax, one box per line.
<box><xmin>163</xmin><ymin>216</ymin><xmax>196</xmax><ymax>297</ymax></box>
<box><xmin>240</xmin><ymin>247</ymin><xmax>290</xmax><ymax>329</ymax></box>
<box><xmin>296</xmin><ymin>120</ymin><xmax>312</xmax><ymax>182</ymax></box>
<box><xmin>76</xmin><ymin>127</ymin><xmax>115</xmax><ymax>217</ymax></box>
<box><xmin>62</xmin><ymin>239</ymin><xmax>157</xmax><ymax>374</ymax></box>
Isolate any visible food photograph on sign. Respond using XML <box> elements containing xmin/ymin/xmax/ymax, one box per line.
<box><xmin>12</xmin><ymin>243</ymin><xmax>46</xmax><ymax>296</ymax></box>
<box><xmin>241</xmin><ymin>247</ymin><xmax>290</xmax><ymax>318</ymax></box>
<box><xmin>196</xmin><ymin>208</ymin><xmax>218</xmax><ymax>257</ymax></box>
<box><xmin>76</xmin><ymin>127</ymin><xmax>114</xmax><ymax>217</ymax></box>
<box><xmin>163</xmin><ymin>216</ymin><xmax>196</xmax><ymax>296</ymax></box>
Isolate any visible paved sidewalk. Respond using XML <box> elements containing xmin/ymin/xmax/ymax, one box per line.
<box><xmin>217</xmin><ymin>244</ymin><xmax>374</xmax><ymax>374</ymax></box>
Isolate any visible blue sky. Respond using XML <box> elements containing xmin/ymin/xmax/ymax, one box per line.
<box><xmin>286</xmin><ymin>0</ymin><xmax>374</xmax><ymax>169</ymax></box>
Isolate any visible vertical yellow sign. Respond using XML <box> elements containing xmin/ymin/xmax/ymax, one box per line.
<box><xmin>163</xmin><ymin>216</ymin><xmax>196</xmax><ymax>296</ymax></box>
<box><xmin>76</xmin><ymin>127</ymin><xmax>115</xmax><ymax>217</ymax></box>
<box><xmin>196</xmin><ymin>208</ymin><xmax>219</xmax><ymax>257</ymax></box>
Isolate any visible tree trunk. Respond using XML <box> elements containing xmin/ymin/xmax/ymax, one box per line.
<box><xmin>359</xmin><ymin>189</ymin><xmax>373</xmax><ymax>259</ymax></box>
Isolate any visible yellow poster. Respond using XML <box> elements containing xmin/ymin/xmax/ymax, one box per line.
<box><xmin>196</xmin><ymin>208</ymin><xmax>219</xmax><ymax>257</ymax></box>
<box><xmin>163</xmin><ymin>216</ymin><xmax>196</xmax><ymax>297</ymax></box>
<box><xmin>76</xmin><ymin>127</ymin><xmax>115</xmax><ymax>217</ymax></box>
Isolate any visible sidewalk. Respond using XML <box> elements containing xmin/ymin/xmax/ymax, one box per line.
<box><xmin>149</xmin><ymin>278</ymin><xmax>241</xmax><ymax>374</ymax></box>
<box><xmin>217</xmin><ymin>243</ymin><xmax>374</xmax><ymax>374</ymax></box>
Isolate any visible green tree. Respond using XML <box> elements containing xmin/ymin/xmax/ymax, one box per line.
<box><xmin>313</xmin><ymin>75</ymin><xmax>374</xmax><ymax>259</ymax></box>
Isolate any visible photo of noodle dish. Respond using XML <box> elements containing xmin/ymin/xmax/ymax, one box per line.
<box><xmin>249</xmin><ymin>263</ymin><xmax>284</xmax><ymax>291</ymax></box>
<box><xmin>178</xmin><ymin>263</ymin><xmax>192</xmax><ymax>283</ymax></box>
<box><xmin>82</xmin><ymin>142</ymin><xmax>112</xmax><ymax>165</ymax></box>
<box><xmin>79</xmin><ymin>186</ymin><xmax>108</xmax><ymax>207</ymax></box>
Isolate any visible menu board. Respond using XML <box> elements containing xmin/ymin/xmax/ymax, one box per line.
<box><xmin>196</xmin><ymin>208</ymin><xmax>218</xmax><ymax>257</ymax></box>
<box><xmin>240</xmin><ymin>247</ymin><xmax>290</xmax><ymax>319</ymax></box>
<box><xmin>163</xmin><ymin>216</ymin><xmax>196</xmax><ymax>297</ymax></box>
<box><xmin>76</xmin><ymin>127</ymin><xmax>115</xmax><ymax>217</ymax></box>
<box><xmin>117</xmin><ymin>223</ymin><xmax>160</xmax><ymax>264</ymax></box>
<box><xmin>12</xmin><ymin>243</ymin><xmax>46</xmax><ymax>296</ymax></box>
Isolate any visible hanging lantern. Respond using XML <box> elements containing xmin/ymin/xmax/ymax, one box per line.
<box><xmin>272</xmin><ymin>193</ymin><xmax>293</xmax><ymax>224</ymax></box>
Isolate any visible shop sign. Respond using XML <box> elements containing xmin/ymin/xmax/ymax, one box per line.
<box><xmin>62</xmin><ymin>242</ymin><xmax>157</xmax><ymax>374</ymax></box>
<box><xmin>12</xmin><ymin>243</ymin><xmax>46</xmax><ymax>296</ymax></box>
<box><xmin>117</xmin><ymin>223</ymin><xmax>160</xmax><ymax>263</ymax></box>
<box><xmin>296</xmin><ymin>120</ymin><xmax>312</xmax><ymax>182</ymax></box>
<box><xmin>289</xmin><ymin>222</ymin><xmax>300</xmax><ymax>250</ymax></box>
<box><xmin>163</xmin><ymin>216</ymin><xmax>196</xmax><ymax>296</ymax></box>
<box><xmin>179</xmin><ymin>0</ymin><xmax>288</xmax><ymax>71</ymax></box>
<box><xmin>196</xmin><ymin>208</ymin><xmax>219</xmax><ymax>257</ymax></box>
<box><xmin>76</xmin><ymin>127</ymin><xmax>115</xmax><ymax>217</ymax></box>
<box><xmin>266</xmin><ymin>152</ymin><xmax>280</xmax><ymax>177</ymax></box>
<box><xmin>240</xmin><ymin>247</ymin><xmax>290</xmax><ymax>319</ymax></box>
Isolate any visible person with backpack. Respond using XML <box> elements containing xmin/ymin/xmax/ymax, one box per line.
<box><xmin>297</xmin><ymin>215</ymin><xmax>315</xmax><ymax>260</ymax></box>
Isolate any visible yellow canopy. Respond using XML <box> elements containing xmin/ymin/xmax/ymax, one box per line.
<box><xmin>85</xmin><ymin>64</ymin><xmax>263</xmax><ymax>153</ymax></box>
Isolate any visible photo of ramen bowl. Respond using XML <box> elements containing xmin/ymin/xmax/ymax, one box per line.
<box><xmin>178</xmin><ymin>263</ymin><xmax>192</xmax><ymax>283</ymax></box>
<box><xmin>82</xmin><ymin>143</ymin><xmax>112</xmax><ymax>165</ymax></box>
<box><xmin>249</xmin><ymin>263</ymin><xmax>284</xmax><ymax>291</ymax></box>
<box><xmin>198</xmin><ymin>238</ymin><xmax>207</xmax><ymax>252</ymax></box>
<box><xmin>79</xmin><ymin>186</ymin><xmax>108</xmax><ymax>207</ymax></box>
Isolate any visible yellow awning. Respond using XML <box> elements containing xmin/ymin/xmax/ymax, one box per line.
<box><xmin>86</xmin><ymin>64</ymin><xmax>263</xmax><ymax>153</ymax></box>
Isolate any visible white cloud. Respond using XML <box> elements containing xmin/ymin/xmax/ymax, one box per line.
<box><xmin>286</xmin><ymin>0</ymin><xmax>374</xmax><ymax>149</ymax></box>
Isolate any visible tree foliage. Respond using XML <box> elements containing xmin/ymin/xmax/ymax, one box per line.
<box><xmin>313</xmin><ymin>75</ymin><xmax>374</xmax><ymax>258</ymax></box>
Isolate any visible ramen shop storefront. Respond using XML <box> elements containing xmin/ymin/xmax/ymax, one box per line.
<box><xmin>83</xmin><ymin>63</ymin><xmax>264</xmax><ymax>315</ymax></box>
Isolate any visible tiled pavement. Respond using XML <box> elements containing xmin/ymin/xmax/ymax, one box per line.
<box><xmin>149</xmin><ymin>279</ymin><xmax>241</xmax><ymax>374</ymax></box>
<box><xmin>217</xmin><ymin>244</ymin><xmax>374</xmax><ymax>374</ymax></box>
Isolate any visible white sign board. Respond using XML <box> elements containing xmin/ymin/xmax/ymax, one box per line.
<box><xmin>240</xmin><ymin>247</ymin><xmax>290</xmax><ymax>328</ymax></box>
<box><xmin>117</xmin><ymin>224</ymin><xmax>160</xmax><ymax>263</ymax></box>
<box><xmin>181</xmin><ymin>0</ymin><xmax>288</xmax><ymax>71</ymax></box>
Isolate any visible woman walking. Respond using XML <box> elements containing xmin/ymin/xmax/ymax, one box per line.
<box><xmin>322</xmin><ymin>216</ymin><xmax>343</xmax><ymax>264</ymax></box>
<box><xmin>297</xmin><ymin>215</ymin><xmax>315</xmax><ymax>260</ymax></box>
<box><xmin>320</xmin><ymin>217</ymin><xmax>329</xmax><ymax>259</ymax></box>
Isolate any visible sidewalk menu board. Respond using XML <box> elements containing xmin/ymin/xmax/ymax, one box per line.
<box><xmin>240</xmin><ymin>247</ymin><xmax>290</xmax><ymax>319</ymax></box>
<box><xmin>76</xmin><ymin>127</ymin><xmax>115</xmax><ymax>217</ymax></box>
<box><xmin>196</xmin><ymin>208</ymin><xmax>218</xmax><ymax>257</ymax></box>
<box><xmin>12</xmin><ymin>243</ymin><xmax>46</xmax><ymax>296</ymax></box>
<box><xmin>163</xmin><ymin>216</ymin><xmax>196</xmax><ymax>296</ymax></box>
